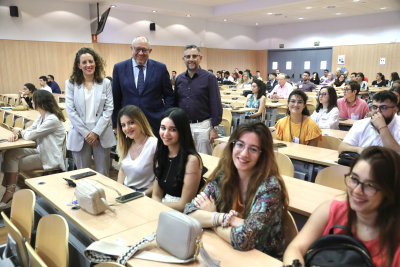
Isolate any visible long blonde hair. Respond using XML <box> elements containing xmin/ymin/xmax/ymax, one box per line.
<box><xmin>239</xmin><ymin>72</ymin><xmax>250</xmax><ymax>85</ymax></box>
<box><xmin>116</xmin><ymin>105</ymin><xmax>155</xmax><ymax>164</ymax></box>
<box><xmin>205</xmin><ymin>121</ymin><xmax>289</xmax><ymax>219</ymax></box>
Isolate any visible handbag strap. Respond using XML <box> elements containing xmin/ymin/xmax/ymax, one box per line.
<box><xmin>87</xmin><ymin>178</ymin><xmax>122</xmax><ymax>206</ymax></box>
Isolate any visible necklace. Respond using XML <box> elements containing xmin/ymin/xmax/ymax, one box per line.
<box><xmin>164</xmin><ymin>157</ymin><xmax>175</xmax><ymax>182</ymax></box>
<box><xmin>131</xmin><ymin>135</ymin><xmax>148</xmax><ymax>151</ymax></box>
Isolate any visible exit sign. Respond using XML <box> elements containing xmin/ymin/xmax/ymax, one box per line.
<box><xmin>314</xmin><ymin>41</ymin><xmax>320</xmax><ymax>46</ymax></box>
<box><xmin>279</xmin><ymin>44</ymin><xmax>284</xmax><ymax>48</ymax></box>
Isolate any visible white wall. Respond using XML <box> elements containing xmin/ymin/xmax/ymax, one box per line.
<box><xmin>257</xmin><ymin>11</ymin><xmax>400</xmax><ymax>50</ymax></box>
<box><xmin>0</xmin><ymin>0</ymin><xmax>91</xmax><ymax>43</ymax></box>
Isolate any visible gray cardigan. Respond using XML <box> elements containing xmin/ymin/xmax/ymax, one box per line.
<box><xmin>22</xmin><ymin>112</ymin><xmax>66</xmax><ymax>171</ymax></box>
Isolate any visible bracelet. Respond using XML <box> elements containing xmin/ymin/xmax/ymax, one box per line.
<box><xmin>222</xmin><ymin>213</ymin><xmax>227</xmax><ymax>228</ymax></box>
<box><xmin>215</xmin><ymin>213</ymin><xmax>221</xmax><ymax>227</ymax></box>
<box><xmin>211</xmin><ymin>212</ymin><xmax>218</xmax><ymax>228</ymax></box>
<box><xmin>378</xmin><ymin>125</ymin><xmax>388</xmax><ymax>132</ymax></box>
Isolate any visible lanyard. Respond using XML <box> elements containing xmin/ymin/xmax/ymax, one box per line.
<box><xmin>289</xmin><ymin>116</ymin><xmax>303</xmax><ymax>140</ymax></box>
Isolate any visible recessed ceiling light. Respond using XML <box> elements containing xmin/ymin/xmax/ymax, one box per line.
<box><xmin>186</xmin><ymin>15</ymin><xmax>191</xmax><ymax>17</ymax></box>
<box><xmin>306</xmin><ymin>7</ymin><xmax>312</xmax><ymax>9</ymax></box>
<box><xmin>353</xmin><ymin>0</ymin><xmax>359</xmax><ymax>2</ymax></box>
<box><xmin>256</xmin><ymin>23</ymin><xmax>259</xmax><ymax>25</ymax></box>
<box><xmin>152</xmin><ymin>10</ymin><xmax>157</xmax><ymax>12</ymax></box>
<box><xmin>299</xmin><ymin>18</ymin><xmax>304</xmax><ymax>19</ymax></box>
<box><xmin>381</xmin><ymin>7</ymin><xmax>386</xmax><ymax>9</ymax></box>
<box><xmin>336</xmin><ymin>13</ymin><xmax>341</xmax><ymax>15</ymax></box>
<box><xmin>223</xmin><ymin>19</ymin><xmax>227</xmax><ymax>21</ymax></box>
<box><xmin>267</xmin><ymin>13</ymin><xmax>272</xmax><ymax>15</ymax></box>
<box><xmin>110</xmin><ymin>5</ymin><xmax>116</xmax><ymax>8</ymax></box>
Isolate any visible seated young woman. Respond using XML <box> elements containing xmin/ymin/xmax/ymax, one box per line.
<box><xmin>152</xmin><ymin>108</ymin><xmax>205</xmax><ymax>212</ymax></box>
<box><xmin>0</xmin><ymin>90</ymin><xmax>66</xmax><ymax>209</ymax></box>
<box><xmin>328</xmin><ymin>74</ymin><xmax>346</xmax><ymax>88</ymax></box>
<box><xmin>310</xmin><ymin>86</ymin><xmax>340</xmax><ymax>129</ymax></box>
<box><xmin>357</xmin><ymin>72</ymin><xmax>369</xmax><ymax>92</ymax></box>
<box><xmin>17</xmin><ymin>83</ymin><xmax>37</xmax><ymax>109</ymax></box>
<box><xmin>236</xmin><ymin>72</ymin><xmax>251</xmax><ymax>89</ymax></box>
<box><xmin>320</xmin><ymin>73</ymin><xmax>335</xmax><ymax>85</ymax></box>
<box><xmin>390</xmin><ymin>86</ymin><xmax>400</xmax><ymax>116</ymax></box>
<box><xmin>372</xmin><ymin>73</ymin><xmax>387</xmax><ymax>87</ymax></box>
<box><xmin>184</xmin><ymin>121</ymin><xmax>289</xmax><ymax>259</ymax></box>
<box><xmin>275</xmin><ymin>90</ymin><xmax>322</xmax><ymax>146</ymax></box>
<box><xmin>116</xmin><ymin>105</ymin><xmax>157</xmax><ymax>196</ymax></box>
<box><xmin>245</xmin><ymin>79</ymin><xmax>266</xmax><ymax>121</ymax></box>
<box><xmin>310</xmin><ymin>72</ymin><xmax>320</xmax><ymax>85</ymax></box>
<box><xmin>283</xmin><ymin>146</ymin><xmax>400</xmax><ymax>266</ymax></box>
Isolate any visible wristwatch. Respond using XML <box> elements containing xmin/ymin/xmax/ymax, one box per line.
<box><xmin>213</xmin><ymin>126</ymin><xmax>219</xmax><ymax>131</ymax></box>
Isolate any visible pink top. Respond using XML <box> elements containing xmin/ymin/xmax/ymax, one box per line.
<box><xmin>268</xmin><ymin>82</ymin><xmax>293</xmax><ymax>99</ymax></box>
<box><xmin>323</xmin><ymin>200</ymin><xmax>400</xmax><ymax>267</ymax></box>
<box><xmin>337</xmin><ymin>97</ymin><xmax>369</xmax><ymax>120</ymax></box>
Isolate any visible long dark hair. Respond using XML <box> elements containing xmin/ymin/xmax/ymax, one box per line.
<box><xmin>24</xmin><ymin>83</ymin><xmax>37</xmax><ymax>94</ymax></box>
<box><xmin>69</xmin><ymin>47</ymin><xmax>106</xmax><ymax>85</ymax></box>
<box><xmin>376</xmin><ymin>72</ymin><xmax>385</xmax><ymax>81</ymax></box>
<box><xmin>153</xmin><ymin>108</ymin><xmax>202</xmax><ymax>187</ymax></box>
<box><xmin>391</xmin><ymin>72</ymin><xmax>400</xmax><ymax>82</ymax></box>
<box><xmin>252</xmin><ymin>79</ymin><xmax>267</xmax><ymax>99</ymax></box>
<box><xmin>286</xmin><ymin>89</ymin><xmax>310</xmax><ymax>116</ymax></box>
<box><xmin>334</xmin><ymin>74</ymin><xmax>346</xmax><ymax>87</ymax></box>
<box><xmin>316</xmin><ymin>86</ymin><xmax>338</xmax><ymax>113</ymax></box>
<box><xmin>347</xmin><ymin>147</ymin><xmax>400</xmax><ymax>267</ymax></box>
<box><xmin>390</xmin><ymin>86</ymin><xmax>400</xmax><ymax>114</ymax></box>
<box><xmin>32</xmin><ymin>90</ymin><xmax>65</xmax><ymax>122</ymax></box>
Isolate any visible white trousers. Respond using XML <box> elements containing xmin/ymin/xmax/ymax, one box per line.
<box><xmin>190</xmin><ymin>119</ymin><xmax>213</xmax><ymax>155</ymax></box>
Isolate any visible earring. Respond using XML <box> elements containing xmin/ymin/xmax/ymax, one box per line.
<box><xmin>126</xmin><ymin>135</ymin><xmax>128</xmax><ymax>138</ymax></box>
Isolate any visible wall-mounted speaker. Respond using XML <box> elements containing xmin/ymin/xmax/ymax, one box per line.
<box><xmin>150</xmin><ymin>23</ymin><xmax>156</xmax><ymax>31</ymax></box>
<box><xmin>10</xmin><ymin>6</ymin><xmax>19</xmax><ymax>17</ymax></box>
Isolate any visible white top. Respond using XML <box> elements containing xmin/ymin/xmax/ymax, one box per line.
<box><xmin>310</xmin><ymin>107</ymin><xmax>340</xmax><ymax>130</ymax></box>
<box><xmin>257</xmin><ymin>77</ymin><xmax>263</xmax><ymax>81</ymax></box>
<box><xmin>131</xmin><ymin>59</ymin><xmax>148</xmax><ymax>88</ymax></box>
<box><xmin>41</xmin><ymin>86</ymin><xmax>52</xmax><ymax>93</ymax></box>
<box><xmin>121</xmin><ymin>136</ymin><xmax>158</xmax><ymax>189</ymax></box>
<box><xmin>223</xmin><ymin>76</ymin><xmax>234</xmax><ymax>82</ymax></box>
<box><xmin>343</xmin><ymin>116</ymin><xmax>400</xmax><ymax>148</ymax></box>
<box><xmin>84</xmin><ymin>87</ymin><xmax>96</xmax><ymax>124</ymax></box>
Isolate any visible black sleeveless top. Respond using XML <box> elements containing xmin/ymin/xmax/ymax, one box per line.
<box><xmin>158</xmin><ymin>155</ymin><xmax>206</xmax><ymax>198</ymax></box>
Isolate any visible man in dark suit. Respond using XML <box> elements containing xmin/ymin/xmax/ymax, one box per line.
<box><xmin>112</xmin><ymin>36</ymin><xmax>174</xmax><ymax>135</ymax></box>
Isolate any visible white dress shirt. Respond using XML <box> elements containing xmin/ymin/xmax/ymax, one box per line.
<box><xmin>132</xmin><ymin>59</ymin><xmax>148</xmax><ymax>88</ymax></box>
<box><xmin>310</xmin><ymin>107</ymin><xmax>340</xmax><ymax>130</ymax></box>
<box><xmin>343</xmin><ymin>116</ymin><xmax>400</xmax><ymax>148</ymax></box>
<box><xmin>41</xmin><ymin>85</ymin><xmax>52</xmax><ymax>93</ymax></box>
<box><xmin>223</xmin><ymin>76</ymin><xmax>234</xmax><ymax>82</ymax></box>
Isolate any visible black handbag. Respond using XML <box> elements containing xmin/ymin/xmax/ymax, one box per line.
<box><xmin>338</xmin><ymin>151</ymin><xmax>359</xmax><ymax>166</ymax></box>
<box><xmin>304</xmin><ymin>225</ymin><xmax>374</xmax><ymax>267</ymax></box>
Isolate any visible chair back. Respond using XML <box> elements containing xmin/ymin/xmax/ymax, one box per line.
<box><xmin>25</xmin><ymin>242</ymin><xmax>47</xmax><ymax>267</ymax></box>
<box><xmin>315</xmin><ymin>165</ymin><xmax>349</xmax><ymax>191</ymax></box>
<box><xmin>219</xmin><ymin>119</ymin><xmax>231</xmax><ymax>136</ymax></box>
<box><xmin>238</xmin><ymin>96</ymin><xmax>247</xmax><ymax>102</ymax></box>
<box><xmin>36</xmin><ymin>215</ymin><xmax>69</xmax><ymax>267</ymax></box>
<box><xmin>283</xmin><ymin>211</ymin><xmax>298</xmax><ymax>245</ymax></box>
<box><xmin>230</xmin><ymin>102</ymin><xmax>244</xmax><ymax>108</ymax></box>
<box><xmin>14</xmin><ymin>117</ymin><xmax>24</xmax><ymax>128</ymax></box>
<box><xmin>1</xmin><ymin>123</ymin><xmax>11</xmax><ymax>130</ymax></box>
<box><xmin>5</xmin><ymin>113</ymin><xmax>14</xmax><ymax>127</ymax></box>
<box><xmin>274</xmin><ymin>151</ymin><xmax>294</xmax><ymax>177</ymax></box>
<box><xmin>2</xmin><ymin>212</ymin><xmax>30</xmax><ymax>267</ymax></box>
<box><xmin>10</xmin><ymin>189</ymin><xmax>36</xmax><ymax>243</ymax></box>
<box><xmin>318</xmin><ymin>136</ymin><xmax>342</xmax><ymax>150</ymax></box>
<box><xmin>212</xmin><ymin>143</ymin><xmax>227</xmax><ymax>158</ymax></box>
<box><xmin>222</xmin><ymin>108</ymin><xmax>232</xmax><ymax>122</ymax></box>
<box><xmin>221</xmin><ymin>96</ymin><xmax>232</xmax><ymax>100</ymax></box>
<box><xmin>25</xmin><ymin>120</ymin><xmax>34</xmax><ymax>129</ymax></box>
<box><xmin>306</xmin><ymin>103</ymin><xmax>316</xmax><ymax>115</ymax></box>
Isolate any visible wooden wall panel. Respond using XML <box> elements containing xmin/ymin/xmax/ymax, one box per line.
<box><xmin>332</xmin><ymin>43</ymin><xmax>400</xmax><ymax>82</ymax></box>
<box><xmin>256</xmin><ymin>50</ymin><xmax>268</xmax><ymax>81</ymax></box>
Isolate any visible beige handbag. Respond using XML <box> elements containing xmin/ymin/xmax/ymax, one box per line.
<box><xmin>11</xmin><ymin>105</ymin><xmax>28</xmax><ymax>111</ymax></box>
<box><xmin>74</xmin><ymin>179</ymin><xmax>121</xmax><ymax>215</ymax></box>
<box><xmin>84</xmin><ymin>210</ymin><xmax>220</xmax><ymax>266</ymax></box>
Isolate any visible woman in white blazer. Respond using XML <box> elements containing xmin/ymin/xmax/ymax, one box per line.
<box><xmin>1</xmin><ymin>90</ymin><xmax>66</xmax><ymax>209</ymax></box>
<box><xmin>66</xmin><ymin>47</ymin><xmax>116</xmax><ymax>176</ymax></box>
<box><xmin>310</xmin><ymin>86</ymin><xmax>340</xmax><ymax>130</ymax></box>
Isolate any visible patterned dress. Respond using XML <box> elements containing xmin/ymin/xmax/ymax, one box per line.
<box><xmin>184</xmin><ymin>173</ymin><xmax>285</xmax><ymax>260</ymax></box>
<box><xmin>246</xmin><ymin>94</ymin><xmax>261</xmax><ymax>120</ymax></box>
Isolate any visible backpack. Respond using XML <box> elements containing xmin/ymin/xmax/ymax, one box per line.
<box><xmin>338</xmin><ymin>151</ymin><xmax>359</xmax><ymax>166</ymax></box>
<box><xmin>304</xmin><ymin>225</ymin><xmax>374</xmax><ymax>267</ymax></box>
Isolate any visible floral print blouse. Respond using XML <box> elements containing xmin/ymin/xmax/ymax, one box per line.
<box><xmin>246</xmin><ymin>94</ymin><xmax>262</xmax><ymax>120</ymax></box>
<box><xmin>184</xmin><ymin>173</ymin><xmax>285</xmax><ymax>260</ymax></box>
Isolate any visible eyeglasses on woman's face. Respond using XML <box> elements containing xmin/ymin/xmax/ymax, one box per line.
<box><xmin>318</xmin><ymin>92</ymin><xmax>328</xmax><ymax>97</ymax></box>
<box><xmin>232</xmin><ymin>141</ymin><xmax>262</xmax><ymax>157</ymax></box>
<box><xmin>344</xmin><ymin>174</ymin><xmax>380</xmax><ymax>196</ymax></box>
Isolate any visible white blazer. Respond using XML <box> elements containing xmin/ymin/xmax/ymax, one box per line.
<box><xmin>310</xmin><ymin>107</ymin><xmax>340</xmax><ymax>130</ymax></box>
<box><xmin>65</xmin><ymin>78</ymin><xmax>116</xmax><ymax>151</ymax></box>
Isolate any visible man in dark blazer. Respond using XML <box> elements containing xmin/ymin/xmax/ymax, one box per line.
<box><xmin>112</xmin><ymin>36</ymin><xmax>174</xmax><ymax>135</ymax></box>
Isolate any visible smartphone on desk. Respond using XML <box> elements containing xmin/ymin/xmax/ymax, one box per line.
<box><xmin>0</xmin><ymin>139</ymin><xmax>8</xmax><ymax>143</ymax></box>
<box><xmin>115</xmin><ymin>192</ymin><xmax>144</xmax><ymax>203</ymax></box>
<box><xmin>70</xmin><ymin>171</ymin><xmax>96</xmax><ymax>180</ymax></box>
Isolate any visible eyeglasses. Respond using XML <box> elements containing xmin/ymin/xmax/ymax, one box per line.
<box><xmin>232</xmin><ymin>141</ymin><xmax>262</xmax><ymax>157</ymax></box>
<box><xmin>318</xmin><ymin>93</ymin><xmax>328</xmax><ymax>97</ymax></box>
<box><xmin>133</xmin><ymin>47</ymin><xmax>150</xmax><ymax>53</ymax></box>
<box><xmin>183</xmin><ymin>54</ymin><xmax>200</xmax><ymax>59</ymax></box>
<box><xmin>342</xmin><ymin>87</ymin><xmax>352</xmax><ymax>92</ymax></box>
<box><xmin>371</xmin><ymin>105</ymin><xmax>396</xmax><ymax>112</ymax></box>
<box><xmin>289</xmin><ymin>100</ymin><xmax>304</xmax><ymax>105</ymax></box>
<box><xmin>344</xmin><ymin>174</ymin><xmax>380</xmax><ymax>196</ymax></box>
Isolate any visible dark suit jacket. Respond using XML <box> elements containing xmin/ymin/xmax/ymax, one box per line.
<box><xmin>112</xmin><ymin>58</ymin><xmax>175</xmax><ymax>132</ymax></box>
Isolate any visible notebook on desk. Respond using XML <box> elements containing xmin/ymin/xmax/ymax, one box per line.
<box><xmin>273</xmin><ymin>142</ymin><xmax>287</xmax><ymax>148</ymax></box>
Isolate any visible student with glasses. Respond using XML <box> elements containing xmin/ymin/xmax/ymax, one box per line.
<box><xmin>184</xmin><ymin>121</ymin><xmax>289</xmax><ymax>259</ymax></box>
<box><xmin>337</xmin><ymin>80</ymin><xmax>369</xmax><ymax>120</ymax></box>
<box><xmin>274</xmin><ymin>90</ymin><xmax>322</xmax><ymax>146</ymax></box>
<box><xmin>338</xmin><ymin>91</ymin><xmax>400</xmax><ymax>154</ymax></box>
<box><xmin>310</xmin><ymin>86</ymin><xmax>340</xmax><ymax>129</ymax></box>
<box><xmin>283</xmin><ymin>146</ymin><xmax>400</xmax><ymax>266</ymax></box>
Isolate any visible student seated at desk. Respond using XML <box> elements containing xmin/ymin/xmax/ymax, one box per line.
<box><xmin>390</xmin><ymin>86</ymin><xmax>400</xmax><ymax>115</ymax></box>
<box><xmin>245</xmin><ymin>79</ymin><xmax>266</xmax><ymax>121</ymax></box>
<box><xmin>310</xmin><ymin>72</ymin><xmax>320</xmax><ymax>85</ymax></box>
<box><xmin>338</xmin><ymin>91</ymin><xmax>400</xmax><ymax>154</ymax></box>
<box><xmin>388</xmin><ymin>72</ymin><xmax>400</xmax><ymax>88</ymax></box>
<box><xmin>0</xmin><ymin>90</ymin><xmax>66</xmax><ymax>210</ymax></box>
<box><xmin>17</xmin><ymin>83</ymin><xmax>36</xmax><ymax>109</ymax></box>
<box><xmin>357</xmin><ymin>72</ymin><xmax>369</xmax><ymax>92</ymax></box>
<box><xmin>184</xmin><ymin>121</ymin><xmax>289</xmax><ymax>259</ymax></box>
<box><xmin>337</xmin><ymin>80</ymin><xmax>369</xmax><ymax>120</ymax></box>
<box><xmin>283</xmin><ymin>147</ymin><xmax>400</xmax><ymax>267</ymax></box>
<box><xmin>372</xmin><ymin>73</ymin><xmax>387</xmax><ymax>87</ymax></box>
<box><xmin>320</xmin><ymin>72</ymin><xmax>335</xmax><ymax>85</ymax></box>
<box><xmin>116</xmin><ymin>105</ymin><xmax>157</xmax><ymax>196</ymax></box>
<box><xmin>237</xmin><ymin>72</ymin><xmax>251</xmax><ymax>89</ymax></box>
<box><xmin>267</xmin><ymin>73</ymin><xmax>278</xmax><ymax>91</ymax></box>
<box><xmin>152</xmin><ymin>108</ymin><xmax>205</xmax><ymax>212</ymax></box>
<box><xmin>310</xmin><ymin>86</ymin><xmax>340</xmax><ymax>129</ymax></box>
<box><xmin>268</xmin><ymin>73</ymin><xmax>293</xmax><ymax>99</ymax></box>
<box><xmin>328</xmin><ymin>74</ymin><xmax>346</xmax><ymax>88</ymax></box>
<box><xmin>275</xmin><ymin>90</ymin><xmax>322</xmax><ymax>146</ymax></box>
<box><xmin>295</xmin><ymin>71</ymin><xmax>316</xmax><ymax>92</ymax></box>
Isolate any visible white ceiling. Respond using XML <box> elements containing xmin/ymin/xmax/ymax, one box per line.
<box><xmin>64</xmin><ymin>0</ymin><xmax>400</xmax><ymax>26</ymax></box>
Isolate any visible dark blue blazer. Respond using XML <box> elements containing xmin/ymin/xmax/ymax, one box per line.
<box><xmin>112</xmin><ymin>58</ymin><xmax>175</xmax><ymax>132</ymax></box>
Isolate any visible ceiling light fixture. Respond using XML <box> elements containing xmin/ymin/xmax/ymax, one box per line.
<box><xmin>336</xmin><ymin>13</ymin><xmax>341</xmax><ymax>15</ymax></box>
<box><xmin>353</xmin><ymin>0</ymin><xmax>359</xmax><ymax>2</ymax></box>
<box><xmin>267</xmin><ymin>13</ymin><xmax>272</xmax><ymax>15</ymax></box>
<box><xmin>186</xmin><ymin>15</ymin><xmax>191</xmax><ymax>17</ymax></box>
<box><xmin>381</xmin><ymin>7</ymin><xmax>386</xmax><ymax>9</ymax></box>
<box><xmin>152</xmin><ymin>10</ymin><xmax>157</xmax><ymax>12</ymax></box>
<box><xmin>306</xmin><ymin>7</ymin><xmax>312</xmax><ymax>9</ymax></box>
<box><xmin>224</xmin><ymin>19</ymin><xmax>227</xmax><ymax>21</ymax></box>
<box><xmin>110</xmin><ymin>5</ymin><xmax>116</xmax><ymax>8</ymax></box>
<box><xmin>299</xmin><ymin>18</ymin><xmax>304</xmax><ymax>19</ymax></box>
<box><xmin>256</xmin><ymin>23</ymin><xmax>259</xmax><ymax>25</ymax></box>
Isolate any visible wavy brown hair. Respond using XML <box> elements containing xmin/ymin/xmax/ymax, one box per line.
<box><xmin>346</xmin><ymin>147</ymin><xmax>400</xmax><ymax>267</ymax></box>
<box><xmin>205</xmin><ymin>121</ymin><xmax>289</xmax><ymax>220</ymax></box>
<box><xmin>69</xmin><ymin>47</ymin><xmax>106</xmax><ymax>85</ymax></box>
<box><xmin>32</xmin><ymin>90</ymin><xmax>65</xmax><ymax>122</ymax></box>
<box><xmin>116</xmin><ymin>105</ymin><xmax>155</xmax><ymax>164</ymax></box>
